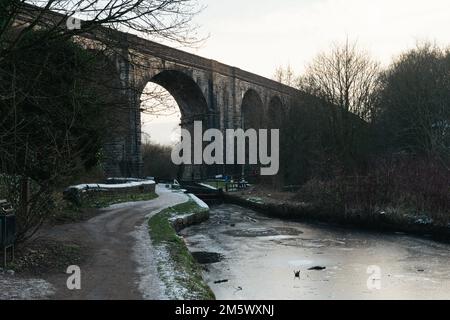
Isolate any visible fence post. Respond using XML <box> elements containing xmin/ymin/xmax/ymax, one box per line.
<box><xmin>1</xmin><ymin>200</ymin><xmax>16</xmax><ymax>268</ymax></box>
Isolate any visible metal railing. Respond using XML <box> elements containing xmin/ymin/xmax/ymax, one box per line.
<box><xmin>225</xmin><ymin>181</ymin><xmax>249</xmax><ymax>192</ymax></box>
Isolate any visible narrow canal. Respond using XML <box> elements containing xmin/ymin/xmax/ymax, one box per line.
<box><xmin>180</xmin><ymin>204</ymin><xmax>450</xmax><ymax>300</ymax></box>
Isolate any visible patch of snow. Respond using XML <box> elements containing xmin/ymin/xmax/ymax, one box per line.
<box><xmin>131</xmin><ymin>221</ymin><xmax>167</xmax><ymax>300</ymax></box>
<box><xmin>103</xmin><ymin>200</ymin><xmax>155</xmax><ymax>211</ymax></box>
<box><xmin>107</xmin><ymin>177</ymin><xmax>147</xmax><ymax>183</ymax></box>
<box><xmin>132</xmin><ymin>185</ymin><xmax>192</xmax><ymax>300</ymax></box>
<box><xmin>69</xmin><ymin>180</ymin><xmax>155</xmax><ymax>191</ymax></box>
<box><xmin>153</xmin><ymin>245</ymin><xmax>192</xmax><ymax>300</ymax></box>
<box><xmin>188</xmin><ymin>194</ymin><xmax>209</xmax><ymax>210</ymax></box>
<box><xmin>246</xmin><ymin>197</ymin><xmax>264</xmax><ymax>204</ymax></box>
<box><xmin>259</xmin><ymin>235</ymin><xmax>298</xmax><ymax>241</ymax></box>
<box><xmin>197</xmin><ymin>183</ymin><xmax>217</xmax><ymax>190</ymax></box>
<box><xmin>0</xmin><ymin>275</ymin><xmax>54</xmax><ymax>300</ymax></box>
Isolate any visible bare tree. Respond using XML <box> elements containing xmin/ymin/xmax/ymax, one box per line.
<box><xmin>0</xmin><ymin>0</ymin><xmax>203</xmax><ymax>54</ymax></box>
<box><xmin>140</xmin><ymin>83</ymin><xmax>178</xmax><ymax>117</ymax></box>
<box><xmin>299</xmin><ymin>40</ymin><xmax>380</xmax><ymax>121</ymax></box>
<box><xmin>1</xmin><ymin>0</ymin><xmax>203</xmax><ymax>120</ymax></box>
<box><xmin>0</xmin><ymin>0</ymin><xmax>202</xmax><ymax>241</ymax></box>
<box><xmin>273</xmin><ymin>63</ymin><xmax>296</xmax><ymax>87</ymax></box>
<box><xmin>297</xmin><ymin>40</ymin><xmax>380</xmax><ymax>167</ymax></box>
<box><xmin>0</xmin><ymin>32</ymin><xmax>125</xmax><ymax>241</ymax></box>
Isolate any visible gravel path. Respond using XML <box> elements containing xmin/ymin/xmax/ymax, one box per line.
<box><xmin>9</xmin><ymin>185</ymin><xmax>189</xmax><ymax>300</ymax></box>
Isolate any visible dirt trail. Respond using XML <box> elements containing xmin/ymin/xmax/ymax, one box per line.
<box><xmin>42</xmin><ymin>185</ymin><xmax>188</xmax><ymax>300</ymax></box>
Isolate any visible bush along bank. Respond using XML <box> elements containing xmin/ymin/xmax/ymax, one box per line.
<box><xmin>224</xmin><ymin>192</ymin><xmax>450</xmax><ymax>242</ymax></box>
<box><xmin>148</xmin><ymin>194</ymin><xmax>215</xmax><ymax>300</ymax></box>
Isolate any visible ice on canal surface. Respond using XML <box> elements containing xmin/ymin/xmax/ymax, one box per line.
<box><xmin>179</xmin><ymin>204</ymin><xmax>450</xmax><ymax>300</ymax></box>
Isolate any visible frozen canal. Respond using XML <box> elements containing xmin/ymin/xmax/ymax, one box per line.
<box><xmin>180</xmin><ymin>204</ymin><xmax>450</xmax><ymax>300</ymax></box>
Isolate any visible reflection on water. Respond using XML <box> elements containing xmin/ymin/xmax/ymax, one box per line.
<box><xmin>179</xmin><ymin>204</ymin><xmax>450</xmax><ymax>300</ymax></box>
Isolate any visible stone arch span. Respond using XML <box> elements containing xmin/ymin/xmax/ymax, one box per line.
<box><xmin>241</xmin><ymin>89</ymin><xmax>264</xmax><ymax>130</ymax></box>
<box><xmin>267</xmin><ymin>95</ymin><xmax>284</xmax><ymax>129</ymax></box>
<box><xmin>142</xmin><ymin>70</ymin><xmax>210</xmax><ymax>180</ymax></box>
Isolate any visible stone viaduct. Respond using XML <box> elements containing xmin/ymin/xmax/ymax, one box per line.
<box><xmin>14</xmin><ymin>6</ymin><xmax>301</xmax><ymax>180</ymax></box>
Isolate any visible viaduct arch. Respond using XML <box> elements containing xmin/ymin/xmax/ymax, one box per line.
<box><xmin>15</xmin><ymin>8</ymin><xmax>301</xmax><ymax>179</ymax></box>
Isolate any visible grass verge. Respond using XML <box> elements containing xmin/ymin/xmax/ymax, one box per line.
<box><xmin>7</xmin><ymin>239</ymin><xmax>85</xmax><ymax>275</ymax></box>
<box><xmin>148</xmin><ymin>199</ymin><xmax>215</xmax><ymax>300</ymax></box>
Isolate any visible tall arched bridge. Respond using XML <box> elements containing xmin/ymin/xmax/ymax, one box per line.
<box><xmin>14</xmin><ymin>7</ymin><xmax>301</xmax><ymax>179</ymax></box>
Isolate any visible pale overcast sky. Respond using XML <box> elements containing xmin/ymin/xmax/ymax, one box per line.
<box><xmin>142</xmin><ymin>0</ymin><xmax>450</xmax><ymax>145</ymax></box>
<box><xmin>192</xmin><ymin>0</ymin><xmax>450</xmax><ymax>77</ymax></box>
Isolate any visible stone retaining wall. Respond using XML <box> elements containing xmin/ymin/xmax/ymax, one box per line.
<box><xmin>169</xmin><ymin>194</ymin><xmax>210</xmax><ymax>232</ymax></box>
<box><xmin>64</xmin><ymin>180</ymin><xmax>156</xmax><ymax>205</ymax></box>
